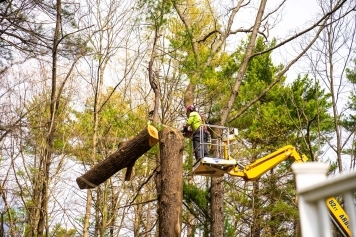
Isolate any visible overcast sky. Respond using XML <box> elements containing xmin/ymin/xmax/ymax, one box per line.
<box><xmin>268</xmin><ymin>0</ymin><xmax>320</xmax><ymax>78</ymax></box>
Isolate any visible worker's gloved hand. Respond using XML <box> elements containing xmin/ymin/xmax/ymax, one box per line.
<box><xmin>181</xmin><ymin>126</ymin><xmax>187</xmax><ymax>134</ymax></box>
<box><xmin>181</xmin><ymin>126</ymin><xmax>191</xmax><ymax>137</ymax></box>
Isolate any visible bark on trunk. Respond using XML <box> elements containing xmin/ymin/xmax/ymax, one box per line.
<box><xmin>76</xmin><ymin>125</ymin><xmax>159</xmax><ymax>189</ymax></box>
<box><xmin>210</xmin><ymin>177</ymin><xmax>224</xmax><ymax>237</ymax></box>
<box><xmin>251</xmin><ymin>181</ymin><xmax>261</xmax><ymax>237</ymax></box>
<box><xmin>158</xmin><ymin>127</ymin><xmax>184</xmax><ymax>237</ymax></box>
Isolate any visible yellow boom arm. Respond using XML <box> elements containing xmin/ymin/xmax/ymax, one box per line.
<box><xmin>227</xmin><ymin>145</ymin><xmax>307</xmax><ymax>180</ymax></box>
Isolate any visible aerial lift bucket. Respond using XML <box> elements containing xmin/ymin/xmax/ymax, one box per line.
<box><xmin>192</xmin><ymin>125</ymin><xmax>238</xmax><ymax>176</ymax></box>
<box><xmin>193</xmin><ymin>158</ymin><xmax>237</xmax><ymax>176</ymax></box>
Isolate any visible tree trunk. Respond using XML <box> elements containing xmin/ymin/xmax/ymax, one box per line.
<box><xmin>158</xmin><ymin>127</ymin><xmax>184</xmax><ymax>237</ymax></box>
<box><xmin>251</xmin><ymin>181</ymin><xmax>261</xmax><ymax>237</ymax></box>
<box><xmin>76</xmin><ymin>125</ymin><xmax>159</xmax><ymax>189</ymax></box>
<box><xmin>186</xmin><ymin>175</ymin><xmax>196</xmax><ymax>237</ymax></box>
<box><xmin>83</xmin><ymin>189</ymin><xmax>92</xmax><ymax>237</ymax></box>
<box><xmin>210</xmin><ymin>177</ymin><xmax>224</xmax><ymax>237</ymax></box>
<box><xmin>37</xmin><ymin>1</ymin><xmax>63</xmax><ymax>236</ymax></box>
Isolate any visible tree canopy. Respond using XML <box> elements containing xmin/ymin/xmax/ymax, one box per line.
<box><xmin>0</xmin><ymin>0</ymin><xmax>355</xmax><ymax>236</ymax></box>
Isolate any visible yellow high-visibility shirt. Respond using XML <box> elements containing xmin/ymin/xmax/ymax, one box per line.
<box><xmin>186</xmin><ymin>111</ymin><xmax>202</xmax><ymax>132</ymax></box>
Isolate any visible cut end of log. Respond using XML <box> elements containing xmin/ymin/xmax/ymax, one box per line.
<box><xmin>76</xmin><ymin>176</ymin><xmax>98</xmax><ymax>189</ymax></box>
<box><xmin>148</xmin><ymin>124</ymin><xmax>159</xmax><ymax>147</ymax></box>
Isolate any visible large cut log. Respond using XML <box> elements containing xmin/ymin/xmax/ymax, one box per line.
<box><xmin>158</xmin><ymin>127</ymin><xmax>184</xmax><ymax>237</ymax></box>
<box><xmin>76</xmin><ymin>125</ymin><xmax>159</xmax><ymax>189</ymax></box>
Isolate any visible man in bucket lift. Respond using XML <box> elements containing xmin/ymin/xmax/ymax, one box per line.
<box><xmin>183</xmin><ymin>105</ymin><xmax>209</xmax><ymax>161</ymax></box>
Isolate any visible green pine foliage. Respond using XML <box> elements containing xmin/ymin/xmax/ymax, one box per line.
<box><xmin>182</xmin><ymin>181</ymin><xmax>210</xmax><ymax>233</ymax></box>
<box><xmin>283</xmin><ymin>75</ymin><xmax>333</xmax><ymax>155</ymax></box>
<box><xmin>342</xmin><ymin>58</ymin><xmax>356</xmax><ymax>165</ymax></box>
<box><xmin>344</xmin><ymin>58</ymin><xmax>356</xmax><ymax>129</ymax></box>
<box><xmin>49</xmin><ymin>223</ymin><xmax>76</xmax><ymax>237</ymax></box>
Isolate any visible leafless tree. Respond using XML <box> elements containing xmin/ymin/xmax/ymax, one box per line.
<box><xmin>305</xmin><ymin>0</ymin><xmax>356</xmax><ymax>172</ymax></box>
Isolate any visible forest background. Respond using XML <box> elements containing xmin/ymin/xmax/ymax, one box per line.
<box><xmin>1</xmin><ymin>0</ymin><xmax>356</xmax><ymax>236</ymax></box>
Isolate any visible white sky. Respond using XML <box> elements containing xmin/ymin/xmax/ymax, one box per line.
<box><xmin>222</xmin><ymin>0</ymin><xmax>321</xmax><ymax>79</ymax></box>
<box><xmin>269</xmin><ymin>0</ymin><xmax>319</xmax><ymax>37</ymax></box>
<box><xmin>268</xmin><ymin>0</ymin><xmax>320</xmax><ymax>79</ymax></box>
